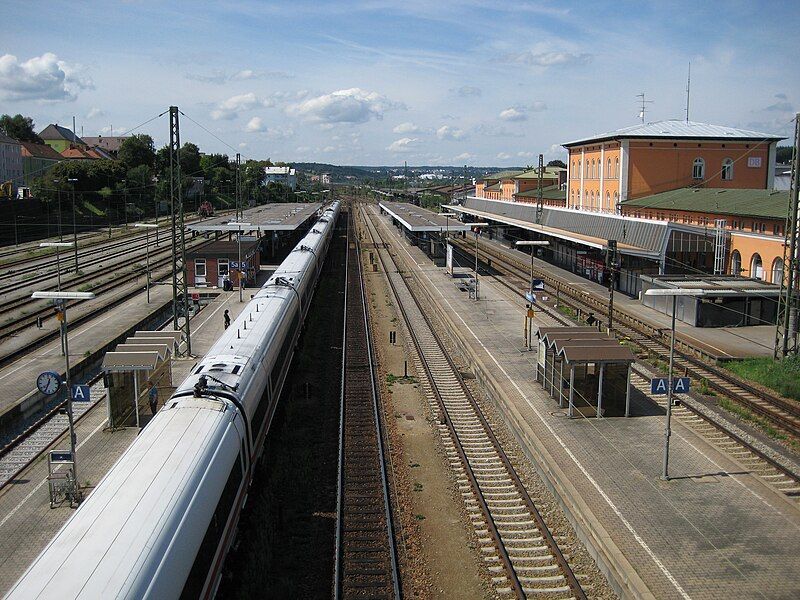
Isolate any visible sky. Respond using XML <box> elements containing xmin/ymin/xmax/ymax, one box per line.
<box><xmin>2</xmin><ymin>0</ymin><xmax>799</xmax><ymax>167</ymax></box>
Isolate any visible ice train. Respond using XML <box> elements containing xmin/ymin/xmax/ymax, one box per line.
<box><xmin>5</xmin><ymin>201</ymin><xmax>341</xmax><ymax>599</ymax></box>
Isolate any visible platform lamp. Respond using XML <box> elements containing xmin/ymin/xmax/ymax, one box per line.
<box><xmin>31</xmin><ymin>290</ymin><xmax>96</xmax><ymax>498</ymax></box>
<box><xmin>515</xmin><ymin>240</ymin><xmax>550</xmax><ymax>296</ymax></box>
<box><xmin>643</xmin><ymin>288</ymin><xmax>706</xmax><ymax>481</ymax></box>
<box><xmin>463</xmin><ymin>222</ymin><xmax>489</xmax><ymax>300</ymax></box>
<box><xmin>134</xmin><ymin>223</ymin><xmax>158</xmax><ymax>303</ymax></box>
<box><xmin>234</xmin><ymin>222</ymin><xmax>252</xmax><ymax>302</ymax></box>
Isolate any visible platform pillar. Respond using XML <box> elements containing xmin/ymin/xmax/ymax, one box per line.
<box><xmin>568</xmin><ymin>365</ymin><xmax>575</xmax><ymax>418</ymax></box>
<box><xmin>597</xmin><ymin>363</ymin><xmax>604</xmax><ymax>418</ymax></box>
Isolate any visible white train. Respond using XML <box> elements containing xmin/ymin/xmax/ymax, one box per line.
<box><xmin>6</xmin><ymin>201</ymin><xmax>341</xmax><ymax>600</ymax></box>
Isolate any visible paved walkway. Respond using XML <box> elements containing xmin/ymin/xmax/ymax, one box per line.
<box><xmin>0</xmin><ymin>290</ymin><xmax>245</xmax><ymax>596</ymax></box>
<box><xmin>374</xmin><ymin>207</ymin><xmax>800</xmax><ymax>600</ymax></box>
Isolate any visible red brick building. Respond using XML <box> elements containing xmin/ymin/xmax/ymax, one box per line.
<box><xmin>187</xmin><ymin>239</ymin><xmax>260</xmax><ymax>288</ymax></box>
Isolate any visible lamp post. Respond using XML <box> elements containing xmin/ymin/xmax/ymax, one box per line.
<box><xmin>53</xmin><ymin>179</ymin><xmax>63</xmax><ymax>241</ymax></box>
<box><xmin>31</xmin><ymin>290</ymin><xmax>96</xmax><ymax>499</ymax></box>
<box><xmin>68</xmin><ymin>178</ymin><xmax>78</xmax><ymax>273</ymax></box>
<box><xmin>643</xmin><ymin>287</ymin><xmax>705</xmax><ymax>480</ymax></box>
<box><xmin>463</xmin><ymin>222</ymin><xmax>489</xmax><ymax>300</ymax></box>
<box><xmin>515</xmin><ymin>240</ymin><xmax>550</xmax><ymax>349</ymax></box>
<box><xmin>234</xmin><ymin>222</ymin><xmax>252</xmax><ymax>302</ymax></box>
<box><xmin>134</xmin><ymin>223</ymin><xmax>158</xmax><ymax>303</ymax></box>
<box><xmin>39</xmin><ymin>242</ymin><xmax>73</xmax><ymax>355</ymax></box>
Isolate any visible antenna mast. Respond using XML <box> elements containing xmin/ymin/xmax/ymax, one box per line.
<box><xmin>685</xmin><ymin>62</ymin><xmax>691</xmax><ymax>122</ymax></box>
<box><xmin>636</xmin><ymin>93</ymin><xmax>654</xmax><ymax>123</ymax></box>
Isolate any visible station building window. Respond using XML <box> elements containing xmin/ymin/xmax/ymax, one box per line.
<box><xmin>751</xmin><ymin>253</ymin><xmax>764</xmax><ymax>280</ymax></box>
<box><xmin>607</xmin><ymin>158</ymin><xmax>612</xmax><ymax>178</ymax></box>
<box><xmin>195</xmin><ymin>258</ymin><xmax>206</xmax><ymax>278</ymax></box>
<box><xmin>606</xmin><ymin>191</ymin><xmax>610</xmax><ymax>210</ymax></box>
<box><xmin>772</xmin><ymin>258</ymin><xmax>784</xmax><ymax>284</ymax></box>
<box><xmin>591</xmin><ymin>159</ymin><xmax>596</xmax><ymax>178</ymax></box>
<box><xmin>692</xmin><ymin>157</ymin><xmax>705</xmax><ymax>179</ymax></box>
<box><xmin>218</xmin><ymin>260</ymin><xmax>229</xmax><ymax>277</ymax></box>
<box><xmin>614</xmin><ymin>157</ymin><xmax>619</xmax><ymax>178</ymax></box>
<box><xmin>731</xmin><ymin>250</ymin><xmax>742</xmax><ymax>276</ymax></box>
<box><xmin>721</xmin><ymin>158</ymin><xmax>733</xmax><ymax>181</ymax></box>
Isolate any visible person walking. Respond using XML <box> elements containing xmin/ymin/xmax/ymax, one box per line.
<box><xmin>224</xmin><ymin>309</ymin><xmax>231</xmax><ymax>329</ymax></box>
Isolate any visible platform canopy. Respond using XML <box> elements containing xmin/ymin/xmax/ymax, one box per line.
<box><xmin>188</xmin><ymin>202</ymin><xmax>322</xmax><ymax>232</ymax></box>
<box><xmin>379</xmin><ymin>200</ymin><xmax>473</xmax><ymax>233</ymax></box>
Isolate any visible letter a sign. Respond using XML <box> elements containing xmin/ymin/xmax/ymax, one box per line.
<box><xmin>650</xmin><ymin>378</ymin><xmax>669</xmax><ymax>395</ymax></box>
<box><xmin>71</xmin><ymin>384</ymin><xmax>91</xmax><ymax>402</ymax></box>
<box><xmin>673</xmin><ymin>377</ymin><xmax>691</xmax><ymax>394</ymax></box>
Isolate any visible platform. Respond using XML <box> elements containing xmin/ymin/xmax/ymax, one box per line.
<box><xmin>466</xmin><ymin>233</ymin><xmax>775</xmax><ymax>359</ymax></box>
<box><xmin>187</xmin><ymin>202</ymin><xmax>321</xmax><ymax>232</ymax></box>
<box><xmin>379</xmin><ymin>200</ymin><xmax>472</xmax><ymax>232</ymax></box>
<box><xmin>0</xmin><ymin>290</ymin><xmax>248</xmax><ymax>596</ymax></box>
<box><xmin>371</xmin><ymin>205</ymin><xmax>800</xmax><ymax>599</ymax></box>
<box><xmin>0</xmin><ymin>285</ymin><xmax>174</xmax><ymax>436</ymax></box>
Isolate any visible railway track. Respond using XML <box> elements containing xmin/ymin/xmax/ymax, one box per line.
<box><xmin>361</xmin><ymin>205</ymin><xmax>586</xmax><ymax>599</ymax></box>
<box><xmin>448</xmin><ymin>237</ymin><xmax>800</xmax><ymax>500</ymax></box>
<box><xmin>453</xmin><ymin>237</ymin><xmax>800</xmax><ymax>439</ymax></box>
<box><xmin>0</xmin><ymin>235</ymin><xmax>212</xmax><ymax>349</ymax></box>
<box><xmin>335</xmin><ymin>210</ymin><xmax>401</xmax><ymax>600</ymax></box>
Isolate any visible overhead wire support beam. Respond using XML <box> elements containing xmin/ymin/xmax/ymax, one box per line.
<box><xmin>169</xmin><ymin>106</ymin><xmax>191</xmax><ymax>356</ymax></box>
<box><xmin>775</xmin><ymin>112</ymin><xmax>800</xmax><ymax>358</ymax></box>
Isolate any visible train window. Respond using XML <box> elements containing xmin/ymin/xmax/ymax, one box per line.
<box><xmin>180</xmin><ymin>456</ymin><xmax>243</xmax><ymax>600</ymax></box>
<box><xmin>253</xmin><ymin>384</ymin><xmax>271</xmax><ymax>438</ymax></box>
<box><xmin>194</xmin><ymin>365</ymin><xmax>204</xmax><ymax>374</ymax></box>
<box><xmin>232</xmin><ymin>365</ymin><xmax>241</xmax><ymax>375</ymax></box>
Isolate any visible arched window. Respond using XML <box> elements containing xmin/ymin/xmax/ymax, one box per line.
<box><xmin>771</xmin><ymin>258</ymin><xmax>784</xmax><ymax>284</ymax></box>
<box><xmin>731</xmin><ymin>250</ymin><xmax>741</xmax><ymax>276</ymax></box>
<box><xmin>570</xmin><ymin>189</ymin><xmax>575</xmax><ymax>206</ymax></box>
<box><xmin>589</xmin><ymin>190</ymin><xmax>594</xmax><ymax>209</ymax></box>
<box><xmin>607</xmin><ymin>158</ymin><xmax>612</xmax><ymax>178</ymax></box>
<box><xmin>613</xmin><ymin>191</ymin><xmax>619</xmax><ymax>206</ymax></box>
<box><xmin>750</xmin><ymin>253</ymin><xmax>763</xmax><ymax>280</ymax></box>
<box><xmin>591</xmin><ymin>159</ymin><xmax>596</xmax><ymax>179</ymax></box>
<box><xmin>578</xmin><ymin>160</ymin><xmax>582</xmax><ymax>178</ymax></box>
<box><xmin>614</xmin><ymin>157</ymin><xmax>619</xmax><ymax>178</ymax></box>
<box><xmin>721</xmin><ymin>158</ymin><xmax>733</xmax><ymax>181</ymax></box>
<box><xmin>606</xmin><ymin>191</ymin><xmax>611</xmax><ymax>210</ymax></box>
<box><xmin>692</xmin><ymin>157</ymin><xmax>705</xmax><ymax>179</ymax></box>
<box><xmin>572</xmin><ymin>161</ymin><xmax>576</xmax><ymax>177</ymax></box>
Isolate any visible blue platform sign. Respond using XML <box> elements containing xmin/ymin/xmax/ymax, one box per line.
<box><xmin>71</xmin><ymin>384</ymin><xmax>91</xmax><ymax>402</ymax></box>
<box><xmin>650</xmin><ymin>377</ymin><xmax>691</xmax><ymax>395</ymax></box>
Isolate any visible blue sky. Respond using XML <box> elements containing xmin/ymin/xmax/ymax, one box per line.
<box><xmin>2</xmin><ymin>0</ymin><xmax>798</xmax><ymax>166</ymax></box>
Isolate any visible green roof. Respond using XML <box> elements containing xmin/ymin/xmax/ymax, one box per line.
<box><xmin>514</xmin><ymin>167</ymin><xmax>566</xmax><ymax>179</ymax></box>
<box><xmin>515</xmin><ymin>185</ymin><xmax>566</xmax><ymax>200</ymax></box>
<box><xmin>483</xmin><ymin>182</ymin><xmax>502</xmax><ymax>192</ymax></box>
<box><xmin>480</xmin><ymin>169</ymin><xmax>524</xmax><ymax>182</ymax></box>
<box><xmin>622</xmin><ymin>188</ymin><xmax>789</xmax><ymax>220</ymax></box>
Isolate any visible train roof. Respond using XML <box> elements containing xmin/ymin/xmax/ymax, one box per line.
<box><xmin>6</xmin><ymin>399</ymin><xmax>241</xmax><ymax>599</ymax></box>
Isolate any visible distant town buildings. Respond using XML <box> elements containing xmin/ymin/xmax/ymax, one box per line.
<box><xmin>263</xmin><ymin>166</ymin><xmax>297</xmax><ymax>190</ymax></box>
<box><xmin>39</xmin><ymin>124</ymin><xmax>88</xmax><ymax>152</ymax></box>
<box><xmin>0</xmin><ymin>133</ymin><xmax>23</xmax><ymax>197</ymax></box>
<box><xmin>19</xmin><ymin>141</ymin><xmax>62</xmax><ymax>186</ymax></box>
<box><xmin>321</xmin><ymin>172</ymin><xmax>331</xmax><ymax>185</ymax></box>
<box><xmin>82</xmin><ymin>136</ymin><xmax>130</xmax><ymax>158</ymax></box>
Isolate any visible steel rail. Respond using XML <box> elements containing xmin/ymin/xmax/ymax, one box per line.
<box><xmin>362</xmin><ymin>203</ymin><xmax>586</xmax><ymax>599</ymax></box>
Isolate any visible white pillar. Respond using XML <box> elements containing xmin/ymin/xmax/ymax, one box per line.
<box><xmin>579</xmin><ymin>147</ymin><xmax>585</xmax><ymax>210</ymax></box>
<box><xmin>597</xmin><ymin>363</ymin><xmax>605</xmax><ymax>418</ymax></box>
<box><xmin>133</xmin><ymin>374</ymin><xmax>141</xmax><ymax>429</ymax></box>
<box><xmin>568</xmin><ymin>365</ymin><xmax>575</xmax><ymax>418</ymax></box>
<box><xmin>625</xmin><ymin>364</ymin><xmax>631</xmax><ymax>417</ymax></box>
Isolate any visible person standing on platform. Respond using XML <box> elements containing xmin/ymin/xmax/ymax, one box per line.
<box><xmin>148</xmin><ymin>385</ymin><xmax>158</xmax><ymax>416</ymax></box>
<box><xmin>224</xmin><ymin>309</ymin><xmax>231</xmax><ymax>329</ymax></box>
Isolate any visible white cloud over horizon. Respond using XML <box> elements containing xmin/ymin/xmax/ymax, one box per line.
<box><xmin>0</xmin><ymin>52</ymin><xmax>93</xmax><ymax>102</ymax></box>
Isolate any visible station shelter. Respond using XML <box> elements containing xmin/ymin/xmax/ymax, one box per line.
<box><xmin>378</xmin><ymin>200</ymin><xmax>473</xmax><ymax>262</ymax></box>
<box><xmin>186</xmin><ymin>239</ymin><xmax>261</xmax><ymax>289</ymax></box>
<box><xmin>535</xmin><ymin>327</ymin><xmax>636</xmax><ymax>418</ymax></box>
<box><xmin>101</xmin><ymin>330</ymin><xmax>179</xmax><ymax>428</ymax></box>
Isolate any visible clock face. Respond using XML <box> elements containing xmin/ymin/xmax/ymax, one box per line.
<box><xmin>37</xmin><ymin>371</ymin><xmax>61</xmax><ymax>396</ymax></box>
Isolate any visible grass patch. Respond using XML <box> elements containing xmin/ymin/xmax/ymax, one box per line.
<box><xmin>724</xmin><ymin>356</ymin><xmax>800</xmax><ymax>401</ymax></box>
<box><xmin>414</xmin><ymin>514</ymin><xmax>426</xmax><ymax>521</ymax></box>
<box><xmin>557</xmin><ymin>304</ymin><xmax>576</xmax><ymax>320</ymax></box>
<box><xmin>77</xmin><ymin>284</ymin><xmax>93</xmax><ymax>292</ymax></box>
<box><xmin>413</xmin><ymin>482</ymin><xmax>423</xmax><ymax>492</ymax></box>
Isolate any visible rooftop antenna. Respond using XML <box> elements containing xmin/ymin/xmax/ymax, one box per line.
<box><xmin>636</xmin><ymin>93</ymin><xmax>653</xmax><ymax>123</ymax></box>
<box><xmin>685</xmin><ymin>61</ymin><xmax>691</xmax><ymax>123</ymax></box>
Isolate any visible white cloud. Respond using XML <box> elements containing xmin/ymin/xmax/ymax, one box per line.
<box><xmin>387</xmin><ymin>137</ymin><xmax>419</xmax><ymax>153</ymax></box>
<box><xmin>496</xmin><ymin>152</ymin><xmax>511</xmax><ymax>160</ymax></box>
<box><xmin>475</xmin><ymin>124</ymin><xmax>525</xmax><ymax>138</ymax></box>
<box><xmin>211</xmin><ymin>93</ymin><xmax>273</xmax><ymax>120</ymax></box>
<box><xmin>287</xmin><ymin>88</ymin><xmax>403</xmax><ymax>124</ymax></box>
<box><xmin>499</xmin><ymin>50</ymin><xmax>592</xmax><ymax>67</ymax></box>
<box><xmin>296</xmin><ymin>146</ymin><xmax>310</xmax><ymax>153</ymax></box>
<box><xmin>245</xmin><ymin>117</ymin><xmax>294</xmax><ymax>139</ymax></box>
<box><xmin>517</xmin><ymin>151</ymin><xmax>535</xmax><ymax>158</ymax></box>
<box><xmin>186</xmin><ymin>69</ymin><xmax>292</xmax><ymax>84</ymax></box>
<box><xmin>322</xmin><ymin>145</ymin><xmax>336</xmax><ymax>153</ymax></box>
<box><xmin>238</xmin><ymin>142</ymin><xmax>248</xmax><ymax>148</ymax></box>
<box><xmin>86</xmin><ymin>107</ymin><xmax>104</xmax><ymax>119</ymax></box>
<box><xmin>0</xmin><ymin>52</ymin><xmax>93</xmax><ymax>102</ymax></box>
<box><xmin>499</xmin><ymin>107</ymin><xmax>527</xmax><ymax>122</ymax></box>
<box><xmin>245</xmin><ymin>117</ymin><xmax>266</xmax><ymax>132</ymax></box>
<box><xmin>454</xmin><ymin>152</ymin><xmax>476</xmax><ymax>162</ymax></box>
<box><xmin>452</xmin><ymin>85</ymin><xmax>482</xmax><ymax>98</ymax></box>
<box><xmin>393</xmin><ymin>121</ymin><xmax>421</xmax><ymax>134</ymax></box>
<box><xmin>436</xmin><ymin>125</ymin><xmax>467</xmax><ymax>141</ymax></box>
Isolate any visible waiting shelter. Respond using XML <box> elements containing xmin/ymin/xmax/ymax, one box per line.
<box><xmin>102</xmin><ymin>331</ymin><xmax>175</xmax><ymax>429</ymax></box>
<box><xmin>536</xmin><ymin>327</ymin><xmax>636</xmax><ymax>418</ymax></box>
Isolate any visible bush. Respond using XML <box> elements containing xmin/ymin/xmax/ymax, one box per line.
<box><xmin>724</xmin><ymin>356</ymin><xmax>800</xmax><ymax>401</ymax></box>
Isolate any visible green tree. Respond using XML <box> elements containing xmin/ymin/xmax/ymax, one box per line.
<box><xmin>180</xmin><ymin>142</ymin><xmax>201</xmax><ymax>176</ymax></box>
<box><xmin>547</xmin><ymin>159</ymin><xmax>567</xmax><ymax>169</ymax></box>
<box><xmin>776</xmin><ymin>146</ymin><xmax>795</xmax><ymax>164</ymax></box>
<box><xmin>0</xmin><ymin>114</ymin><xmax>44</xmax><ymax>143</ymax></box>
<box><xmin>118</xmin><ymin>134</ymin><xmax>155</xmax><ymax>170</ymax></box>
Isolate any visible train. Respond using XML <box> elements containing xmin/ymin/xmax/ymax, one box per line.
<box><xmin>198</xmin><ymin>200</ymin><xmax>214</xmax><ymax>217</ymax></box>
<box><xmin>6</xmin><ymin>200</ymin><xmax>341</xmax><ymax>600</ymax></box>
